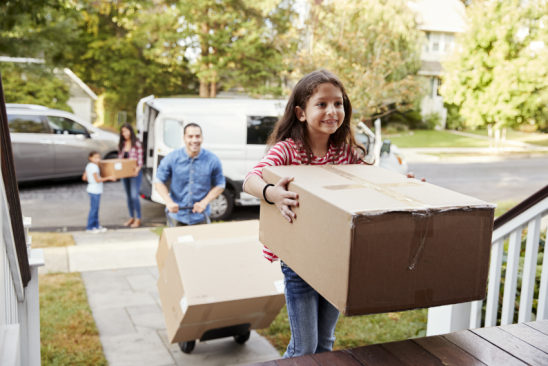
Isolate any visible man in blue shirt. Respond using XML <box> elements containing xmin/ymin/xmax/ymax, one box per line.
<box><xmin>154</xmin><ymin>123</ymin><xmax>225</xmax><ymax>226</ymax></box>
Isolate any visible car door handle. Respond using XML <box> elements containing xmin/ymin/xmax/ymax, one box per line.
<box><xmin>53</xmin><ymin>140</ymin><xmax>66</xmax><ymax>145</ymax></box>
<box><xmin>39</xmin><ymin>139</ymin><xmax>53</xmax><ymax>144</ymax></box>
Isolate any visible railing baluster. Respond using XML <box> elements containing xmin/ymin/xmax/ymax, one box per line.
<box><xmin>537</xmin><ymin>226</ymin><xmax>548</xmax><ymax>320</ymax></box>
<box><xmin>518</xmin><ymin>214</ymin><xmax>542</xmax><ymax>323</ymax></box>
<box><xmin>470</xmin><ymin>300</ymin><xmax>483</xmax><ymax>329</ymax></box>
<box><xmin>501</xmin><ymin>227</ymin><xmax>522</xmax><ymax>325</ymax></box>
<box><xmin>485</xmin><ymin>238</ymin><xmax>504</xmax><ymax>327</ymax></box>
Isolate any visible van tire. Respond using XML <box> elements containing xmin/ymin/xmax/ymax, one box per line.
<box><xmin>209</xmin><ymin>190</ymin><xmax>234</xmax><ymax>221</ymax></box>
<box><xmin>105</xmin><ymin>152</ymin><xmax>118</xmax><ymax>159</ymax></box>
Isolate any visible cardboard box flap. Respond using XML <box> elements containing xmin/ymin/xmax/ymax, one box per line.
<box><xmin>173</xmin><ymin>236</ymin><xmax>284</xmax><ymax>306</ymax></box>
<box><xmin>262</xmin><ymin>165</ymin><xmax>494</xmax><ymax>214</ymax></box>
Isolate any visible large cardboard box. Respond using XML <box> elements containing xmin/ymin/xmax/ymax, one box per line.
<box><xmin>157</xmin><ymin>220</ymin><xmax>259</xmax><ymax>272</ymax></box>
<box><xmin>259</xmin><ymin>165</ymin><xmax>495</xmax><ymax>316</ymax></box>
<box><xmin>99</xmin><ymin>158</ymin><xmax>136</xmax><ymax>179</ymax></box>
<box><xmin>157</xmin><ymin>235</ymin><xmax>285</xmax><ymax>344</ymax></box>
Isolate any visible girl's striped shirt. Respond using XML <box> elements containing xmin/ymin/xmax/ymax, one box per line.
<box><xmin>244</xmin><ymin>138</ymin><xmax>366</xmax><ymax>262</ymax></box>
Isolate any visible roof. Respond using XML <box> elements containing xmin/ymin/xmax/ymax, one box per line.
<box><xmin>418</xmin><ymin>61</ymin><xmax>443</xmax><ymax>76</ymax></box>
<box><xmin>148</xmin><ymin>98</ymin><xmax>288</xmax><ymax>115</ymax></box>
<box><xmin>63</xmin><ymin>68</ymin><xmax>98</xmax><ymax>101</ymax></box>
<box><xmin>409</xmin><ymin>0</ymin><xmax>467</xmax><ymax>33</ymax></box>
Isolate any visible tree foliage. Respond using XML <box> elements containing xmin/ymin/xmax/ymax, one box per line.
<box><xmin>442</xmin><ymin>0</ymin><xmax>548</xmax><ymax>131</ymax></box>
<box><xmin>175</xmin><ymin>0</ymin><xmax>298</xmax><ymax>97</ymax></box>
<box><xmin>0</xmin><ymin>63</ymin><xmax>71</xmax><ymax>111</ymax></box>
<box><xmin>289</xmin><ymin>0</ymin><xmax>425</xmax><ymax>119</ymax></box>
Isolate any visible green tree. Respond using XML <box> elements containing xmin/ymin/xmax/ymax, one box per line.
<box><xmin>442</xmin><ymin>0</ymin><xmax>548</xmax><ymax>132</ymax></box>
<box><xmin>175</xmin><ymin>0</ymin><xmax>298</xmax><ymax>97</ymax></box>
<box><xmin>289</xmin><ymin>0</ymin><xmax>425</xmax><ymax>119</ymax></box>
<box><xmin>0</xmin><ymin>62</ymin><xmax>71</xmax><ymax>111</ymax></box>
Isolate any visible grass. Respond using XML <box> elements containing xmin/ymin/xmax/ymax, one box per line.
<box><xmin>151</xmin><ymin>227</ymin><xmax>165</xmax><ymax>236</ymax></box>
<box><xmin>464</xmin><ymin>129</ymin><xmax>548</xmax><ymax>147</ymax></box>
<box><xmin>31</xmin><ymin>232</ymin><xmax>75</xmax><ymax>248</ymax></box>
<box><xmin>257</xmin><ymin>306</ymin><xmax>427</xmax><ymax>355</ymax></box>
<box><xmin>40</xmin><ymin>273</ymin><xmax>107</xmax><ymax>366</ymax></box>
<box><xmin>386</xmin><ymin>130</ymin><xmax>490</xmax><ymax>148</ymax></box>
<box><xmin>495</xmin><ymin>201</ymin><xmax>519</xmax><ymax>218</ymax></box>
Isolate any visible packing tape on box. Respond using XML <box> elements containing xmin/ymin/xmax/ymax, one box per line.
<box><xmin>320</xmin><ymin>165</ymin><xmax>429</xmax><ymax>210</ymax></box>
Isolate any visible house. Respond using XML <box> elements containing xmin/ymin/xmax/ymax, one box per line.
<box><xmin>0</xmin><ymin>57</ymin><xmax>98</xmax><ymax>124</ymax></box>
<box><xmin>409</xmin><ymin>0</ymin><xmax>467</xmax><ymax>128</ymax></box>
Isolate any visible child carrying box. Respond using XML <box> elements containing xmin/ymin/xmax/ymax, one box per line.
<box><xmin>84</xmin><ymin>151</ymin><xmax>116</xmax><ymax>233</ymax></box>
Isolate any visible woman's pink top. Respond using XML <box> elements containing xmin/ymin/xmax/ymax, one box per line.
<box><xmin>244</xmin><ymin>138</ymin><xmax>366</xmax><ymax>262</ymax></box>
<box><xmin>118</xmin><ymin>140</ymin><xmax>143</xmax><ymax>167</ymax></box>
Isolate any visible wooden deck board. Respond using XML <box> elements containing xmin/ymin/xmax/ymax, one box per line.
<box><xmin>499</xmin><ymin>322</ymin><xmax>548</xmax><ymax>353</ymax></box>
<box><xmin>413</xmin><ymin>335</ymin><xmax>486</xmax><ymax>366</ymax></box>
<box><xmin>345</xmin><ymin>344</ymin><xmax>405</xmax><ymax>366</ymax></box>
<box><xmin>381</xmin><ymin>339</ymin><xmax>445</xmax><ymax>365</ymax></box>
<box><xmin>311</xmin><ymin>350</ymin><xmax>363</xmax><ymax>365</ymax></box>
<box><xmin>444</xmin><ymin>330</ymin><xmax>528</xmax><ymax>366</ymax></box>
<box><xmin>246</xmin><ymin>321</ymin><xmax>548</xmax><ymax>366</ymax></box>
<box><xmin>472</xmin><ymin>327</ymin><xmax>548</xmax><ymax>366</ymax></box>
<box><xmin>525</xmin><ymin>319</ymin><xmax>548</xmax><ymax>336</ymax></box>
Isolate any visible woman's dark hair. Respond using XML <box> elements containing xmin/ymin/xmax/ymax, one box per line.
<box><xmin>119</xmin><ymin>123</ymin><xmax>138</xmax><ymax>152</ymax></box>
<box><xmin>267</xmin><ymin>69</ymin><xmax>366</xmax><ymax>163</ymax></box>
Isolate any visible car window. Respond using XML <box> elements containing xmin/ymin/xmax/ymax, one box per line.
<box><xmin>47</xmin><ymin>116</ymin><xmax>87</xmax><ymax>135</ymax></box>
<box><xmin>247</xmin><ymin>116</ymin><xmax>278</xmax><ymax>145</ymax></box>
<box><xmin>8</xmin><ymin>114</ymin><xmax>48</xmax><ymax>133</ymax></box>
<box><xmin>164</xmin><ymin>119</ymin><xmax>182</xmax><ymax>149</ymax></box>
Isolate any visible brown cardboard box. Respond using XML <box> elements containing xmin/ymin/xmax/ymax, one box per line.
<box><xmin>157</xmin><ymin>220</ymin><xmax>259</xmax><ymax>272</ymax></box>
<box><xmin>99</xmin><ymin>158</ymin><xmax>137</xmax><ymax>179</ymax></box>
<box><xmin>157</xmin><ymin>235</ymin><xmax>285</xmax><ymax>344</ymax></box>
<box><xmin>259</xmin><ymin>165</ymin><xmax>495</xmax><ymax>316</ymax></box>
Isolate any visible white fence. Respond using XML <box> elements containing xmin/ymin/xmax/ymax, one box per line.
<box><xmin>427</xmin><ymin>192</ymin><xmax>548</xmax><ymax>335</ymax></box>
<box><xmin>0</xmin><ymin>166</ymin><xmax>44</xmax><ymax>365</ymax></box>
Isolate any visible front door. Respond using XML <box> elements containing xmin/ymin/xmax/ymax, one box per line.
<box><xmin>46</xmin><ymin>116</ymin><xmax>93</xmax><ymax>176</ymax></box>
<box><xmin>8</xmin><ymin>114</ymin><xmax>55</xmax><ymax>180</ymax></box>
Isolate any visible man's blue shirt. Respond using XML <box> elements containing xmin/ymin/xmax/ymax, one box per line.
<box><xmin>155</xmin><ymin>148</ymin><xmax>225</xmax><ymax>224</ymax></box>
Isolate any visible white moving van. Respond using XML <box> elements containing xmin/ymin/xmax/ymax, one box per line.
<box><xmin>136</xmin><ymin>96</ymin><xmax>408</xmax><ymax>220</ymax></box>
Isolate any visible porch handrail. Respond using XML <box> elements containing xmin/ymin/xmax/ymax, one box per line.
<box><xmin>427</xmin><ymin>184</ymin><xmax>548</xmax><ymax>336</ymax></box>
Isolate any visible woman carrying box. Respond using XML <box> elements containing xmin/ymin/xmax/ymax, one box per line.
<box><xmin>118</xmin><ymin>123</ymin><xmax>143</xmax><ymax>228</ymax></box>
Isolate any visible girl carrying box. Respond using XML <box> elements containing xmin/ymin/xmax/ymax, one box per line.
<box><xmin>243</xmin><ymin>70</ymin><xmax>424</xmax><ymax>358</ymax></box>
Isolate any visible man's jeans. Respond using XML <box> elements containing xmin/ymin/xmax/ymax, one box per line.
<box><xmin>87</xmin><ymin>193</ymin><xmax>101</xmax><ymax>230</ymax></box>
<box><xmin>122</xmin><ymin>171</ymin><xmax>142</xmax><ymax>219</ymax></box>
<box><xmin>281</xmin><ymin>262</ymin><xmax>339</xmax><ymax>358</ymax></box>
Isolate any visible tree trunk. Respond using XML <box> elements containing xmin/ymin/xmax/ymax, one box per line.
<box><xmin>210</xmin><ymin>81</ymin><xmax>217</xmax><ymax>98</ymax></box>
<box><xmin>199</xmin><ymin>23</ymin><xmax>210</xmax><ymax>98</ymax></box>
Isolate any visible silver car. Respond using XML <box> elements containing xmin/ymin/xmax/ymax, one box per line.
<box><xmin>7</xmin><ymin>104</ymin><xmax>119</xmax><ymax>182</ymax></box>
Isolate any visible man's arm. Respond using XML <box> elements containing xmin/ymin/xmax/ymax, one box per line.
<box><xmin>154</xmin><ymin>182</ymin><xmax>179</xmax><ymax>213</ymax></box>
<box><xmin>193</xmin><ymin>186</ymin><xmax>224</xmax><ymax>213</ymax></box>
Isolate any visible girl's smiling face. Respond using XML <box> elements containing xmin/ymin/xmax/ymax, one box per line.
<box><xmin>295</xmin><ymin>83</ymin><xmax>345</xmax><ymax>138</ymax></box>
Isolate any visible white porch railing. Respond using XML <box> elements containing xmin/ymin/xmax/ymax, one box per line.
<box><xmin>427</xmin><ymin>187</ymin><xmax>548</xmax><ymax>335</ymax></box>
<box><xmin>0</xmin><ymin>166</ymin><xmax>44</xmax><ymax>365</ymax></box>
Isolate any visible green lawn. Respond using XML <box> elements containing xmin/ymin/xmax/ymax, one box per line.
<box><xmin>40</xmin><ymin>273</ymin><xmax>107</xmax><ymax>366</ymax></box>
<box><xmin>257</xmin><ymin>306</ymin><xmax>427</xmax><ymax>355</ymax></box>
<box><xmin>464</xmin><ymin>129</ymin><xmax>548</xmax><ymax>147</ymax></box>
<box><xmin>386</xmin><ymin>130</ymin><xmax>490</xmax><ymax>148</ymax></box>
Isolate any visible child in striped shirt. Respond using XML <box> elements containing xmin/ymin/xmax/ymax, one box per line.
<box><xmin>243</xmin><ymin>70</ymin><xmax>423</xmax><ymax>358</ymax></box>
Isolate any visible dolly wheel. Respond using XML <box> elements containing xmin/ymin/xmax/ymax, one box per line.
<box><xmin>179</xmin><ymin>341</ymin><xmax>196</xmax><ymax>354</ymax></box>
<box><xmin>234</xmin><ymin>331</ymin><xmax>251</xmax><ymax>344</ymax></box>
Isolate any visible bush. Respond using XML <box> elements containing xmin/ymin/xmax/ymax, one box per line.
<box><xmin>445</xmin><ymin>103</ymin><xmax>465</xmax><ymax>130</ymax></box>
<box><xmin>385</xmin><ymin>122</ymin><xmax>409</xmax><ymax>135</ymax></box>
<box><xmin>422</xmin><ymin>112</ymin><xmax>442</xmax><ymax>130</ymax></box>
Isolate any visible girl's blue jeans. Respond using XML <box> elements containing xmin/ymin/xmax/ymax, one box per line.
<box><xmin>281</xmin><ymin>261</ymin><xmax>340</xmax><ymax>358</ymax></box>
<box><xmin>122</xmin><ymin>171</ymin><xmax>142</xmax><ymax>219</ymax></box>
<box><xmin>86</xmin><ymin>193</ymin><xmax>101</xmax><ymax>230</ymax></box>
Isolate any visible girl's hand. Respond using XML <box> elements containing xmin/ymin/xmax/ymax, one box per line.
<box><xmin>407</xmin><ymin>172</ymin><xmax>426</xmax><ymax>182</ymax></box>
<box><xmin>266</xmin><ymin>176</ymin><xmax>299</xmax><ymax>223</ymax></box>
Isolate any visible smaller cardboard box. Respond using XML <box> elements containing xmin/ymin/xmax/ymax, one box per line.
<box><xmin>100</xmin><ymin>158</ymin><xmax>136</xmax><ymax>179</ymax></box>
<box><xmin>259</xmin><ymin>165</ymin><xmax>495</xmax><ymax>316</ymax></box>
<box><xmin>157</xmin><ymin>220</ymin><xmax>259</xmax><ymax>272</ymax></box>
<box><xmin>158</xmin><ymin>236</ymin><xmax>285</xmax><ymax>344</ymax></box>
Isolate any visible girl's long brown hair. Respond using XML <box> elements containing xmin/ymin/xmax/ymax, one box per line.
<box><xmin>267</xmin><ymin>70</ymin><xmax>366</xmax><ymax>164</ymax></box>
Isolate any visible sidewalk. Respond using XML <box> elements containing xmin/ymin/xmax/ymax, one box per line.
<box><xmin>401</xmin><ymin>146</ymin><xmax>548</xmax><ymax>163</ymax></box>
<box><xmin>40</xmin><ymin>228</ymin><xmax>282</xmax><ymax>366</ymax></box>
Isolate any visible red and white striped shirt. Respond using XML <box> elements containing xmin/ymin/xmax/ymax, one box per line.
<box><xmin>244</xmin><ymin>138</ymin><xmax>366</xmax><ymax>262</ymax></box>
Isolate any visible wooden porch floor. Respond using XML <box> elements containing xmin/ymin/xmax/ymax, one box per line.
<box><xmin>248</xmin><ymin>320</ymin><xmax>548</xmax><ymax>365</ymax></box>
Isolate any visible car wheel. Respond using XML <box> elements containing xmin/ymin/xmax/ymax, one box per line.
<box><xmin>209</xmin><ymin>190</ymin><xmax>234</xmax><ymax>221</ymax></box>
<box><xmin>105</xmin><ymin>152</ymin><xmax>118</xmax><ymax>159</ymax></box>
